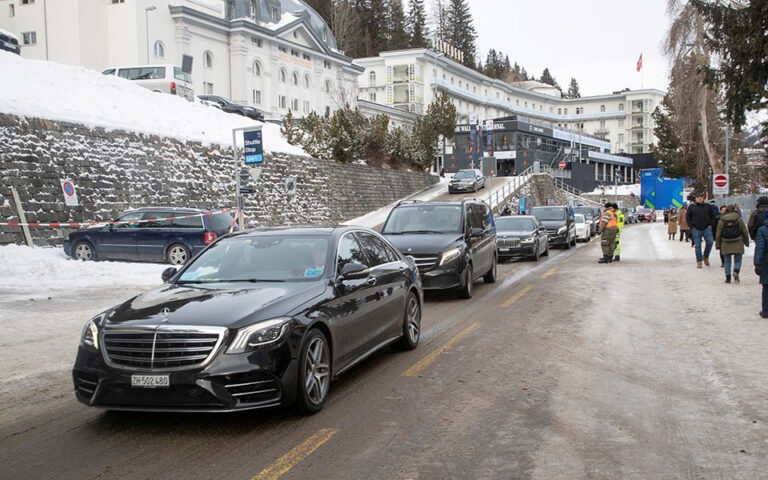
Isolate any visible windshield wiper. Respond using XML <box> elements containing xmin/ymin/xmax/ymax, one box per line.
<box><xmin>401</xmin><ymin>230</ymin><xmax>444</xmax><ymax>234</ymax></box>
<box><xmin>215</xmin><ymin>279</ymin><xmax>286</xmax><ymax>283</ymax></box>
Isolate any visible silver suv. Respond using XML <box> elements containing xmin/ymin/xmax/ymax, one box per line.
<box><xmin>449</xmin><ymin>169</ymin><xmax>486</xmax><ymax>193</ymax></box>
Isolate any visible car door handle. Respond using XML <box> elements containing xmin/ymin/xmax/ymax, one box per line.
<box><xmin>366</xmin><ymin>276</ymin><xmax>377</xmax><ymax>286</ymax></box>
<box><xmin>398</xmin><ymin>266</ymin><xmax>406</xmax><ymax>273</ymax></box>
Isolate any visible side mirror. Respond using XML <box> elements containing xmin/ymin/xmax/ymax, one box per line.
<box><xmin>161</xmin><ymin>267</ymin><xmax>178</xmax><ymax>283</ymax></box>
<box><xmin>470</xmin><ymin>227</ymin><xmax>484</xmax><ymax>237</ymax></box>
<box><xmin>340</xmin><ymin>262</ymin><xmax>369</xmax><ymax>279</ymax></box>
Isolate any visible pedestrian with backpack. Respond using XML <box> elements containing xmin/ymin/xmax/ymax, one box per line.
<box><xmin>716</xmin><ymin>205</ymin><xmax>749</xmax><ymax>283</ymax></box>
<box><xmin>752</xmin><ymin>210</ymin><xmax>768</xmax><ymax>318</ymax></box>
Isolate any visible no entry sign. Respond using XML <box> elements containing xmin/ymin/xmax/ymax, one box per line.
<box><xmin>60</xmin><ymin>179</ymin><xmax>79</xmax><ymax>206</ymax></box>
<box><xmin>559</xmin><ymin>161</ymin><xmax>566</xmax><ymax>169</ymax></box>
<box><xmin>713</xmin><ymin>174</ymin><xmax>729</xmax><ymax>195</ymax></box>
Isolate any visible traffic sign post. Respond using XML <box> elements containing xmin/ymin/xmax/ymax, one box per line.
<box><xmin>559</xmin><ymin>161</ymin><xmax>566</xmax><ymax>169</ymax></box>
<box><xmin>713</xmin><ymin>173</ymin><xmax>729</xmax><ymax>196</ymax></box>
<box><xmin>232</xmin><ymin>125</ymin><xmax>265</xmax><ymax>228</ymax></box>
<box><xmin>60</xmin><ymin>179</ymin><xmax>79</xmax><ymax>207</ymax></box>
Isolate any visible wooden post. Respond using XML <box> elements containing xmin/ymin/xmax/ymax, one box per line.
<box><xmin>11</xmin><ymin>187</ymin><xmax>34</xmax><ymax>247</ymax></box>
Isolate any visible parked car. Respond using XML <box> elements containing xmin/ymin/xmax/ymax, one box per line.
<box><xmin>197</xmin><ymin>94</ymin><xmax>265</xmax><ymax>121</ymax></box>
<box><xmin>636</xmin><ymin>207</ymin><xmax>657</xmax><ymax>222</ymax></box>
<box><xmin>448</xmin><ymin>169</ymin><xmax>485</xmax><ymax>193</ymax></box>
<box><xmin>624</xmin><ymin>207</ymin><xmax>639</xmax><ymax>223</ymax></box>
<box><xmin>381</xmin><ymin>199</ymin><xmax>497</xmax><ymax>299</ymax></box>
<box><xmin>62</xmin><ymin>207</ymin><xmax>236</xmax><ymax>265</ymax></box>
<box><xmin>529</xmin><ymin>205</ymin><xmax>576</xmax><ymax>248</ymax></box>
<box><xmin>0</xmin><ymin>28</ymin><xmax>20</xmax><ymax>55</ymax></box>
<box><xmin>102</xmin><ymin>65</ymin><xmax>194</xmax><ymax>101</ymax></box>
<box><xmin>573</xmin><ymin>206</ymin><xmax>598</xmax><ymax>236</ymax></box>
<box><xmin>72</xmin><ymin>226</ymin><xmax>422</xmax><ymax>414</ymax></box>
<box><xmin>495</xmin><ymin>215</ymin><xmax>549</xmax><ymax>261</ymax></box>
<box><xmin>574</xmin><ymin>214</ymin><xmax>591</xmax><ymax>242</ymax></box>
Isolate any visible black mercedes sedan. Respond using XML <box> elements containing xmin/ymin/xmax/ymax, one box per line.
<box><xmin>72</xmin><ymin>226</ymin><xmax>422</xmax><ymax>415</ymax></box>
<box><xmin>197</xmin><ymin>94</ymin><xmax>265</xmax><ymax>121</ymax></box>
<box><xmin>496</xmin><ymin>215</ymin><xmax>549</xmax><ymax>261</ymax></box>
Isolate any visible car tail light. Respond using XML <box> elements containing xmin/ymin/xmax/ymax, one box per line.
<box><xmin>170</xmin><ymin>81</ymin><xmax>177</xmax><ymax>94</ymax></box>
<box><xmin>205</xmin><ymin>232</ymin><xmax>217</xmax><ymax>244</ymax></box>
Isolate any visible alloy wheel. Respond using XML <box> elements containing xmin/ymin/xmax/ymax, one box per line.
<box><xmin>168</xmin><ymin>245</ymin><xmax>189</xmax><ymax>265</ymax></box>
<box><xmin>406</xmin><ymin>295</ymin><xmax>420</xmax><ymax>344</ymax></box>
<box><xmin>304</xmin><ymin>336</ymin><xmax>330</xmax><ymax>405</ymax></box>
<box><xmin>74</xmin><ymin>242</ymin><xmax>94</xmax><ymax>261</ymax></box>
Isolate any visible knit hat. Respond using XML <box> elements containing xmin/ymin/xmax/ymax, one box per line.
<box><xmin>756</xmin><ymin>196</ymin><xmax>768</xmax><ymax>207</ymax></box>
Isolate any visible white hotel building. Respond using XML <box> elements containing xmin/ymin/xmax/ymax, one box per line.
<box><xmin>355</xmin><ymin>49</ymin><xmax>666</xmax><ymax>155</ymax></box>
<box><xmin>0</xmin><ymin>0</ymin><xmax>363</xmax><ymax>121</ymax></box>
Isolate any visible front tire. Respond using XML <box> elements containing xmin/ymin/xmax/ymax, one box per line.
<box><xmin>457</xmin><ymin>264</ymin><xmax>473</xmax><ymax>299</ymax></box>
<box><xmin>296</xmin><ymin>329</ymin><xmax>331</xmax><ymax>415</ymax></box>
<box><xmin>393</xmin><ymin>292</ymin><xmax>420</xmax><ymax>350</ymax></box>
<box><xmin>73</xmin><ymin>240</ymin><xmax>96</xmax><ymax>261</ymax></box>
<box><xmin>166</xmin><ymin>243</ymin><xmax>190</xmax><ymax>265</ymax></box>
<box><xmin>484</xmin><ymin>254</ymin><xmax>497</xmax><ymax>283</ymax></box>
<box><xmin>542</xmin><ymin>242</ymin><xmax>550</xmax><ymax>256</ymax></box>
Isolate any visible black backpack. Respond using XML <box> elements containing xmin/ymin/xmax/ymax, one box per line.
<box><xmin>721</xmin><ymin>219</ymin><xmax>741</xmax><ymax>241</ymax></box>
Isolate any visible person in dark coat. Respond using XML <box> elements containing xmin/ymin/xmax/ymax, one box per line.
<box><xmin>752</xmin><ymin>210</ymin><xmax>768</xmax><ymax>318</ymax></box>
<box><xmin>678</xmin><ymin>204</ymin><xmax>691</xmax><ymax>243</ymax></box>
<box><xmin>686</xmin><ymin>193</ymin><xmax>716</xmax><ymax>268</ymax></box>
<box><xmin>715</xmin><ymin>205</ymin><xmax>749</xmax><ymax>283</ymax></box>
<box><xmin>747</xmin><ymin>196</ymin><xmax>768</xmax><ymax>241</ymax></box>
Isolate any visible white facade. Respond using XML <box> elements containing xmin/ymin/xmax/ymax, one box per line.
<box><xmin>356</xmin><ymin>49</ymin><xmax>665</xmax><ymax>154</ymax></box>
<box><xmin>0</xmin><ymin>0</ymin><xmax>363</xmax><ymax>121</ymax></box>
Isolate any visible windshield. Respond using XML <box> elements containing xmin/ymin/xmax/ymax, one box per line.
<box><xmin>454</xmin><ymin>171</ymin><xmax>475</xmax><ymax>179</ymax></box>
<box><xmin>575</xmin><ymin>214</ymin><xmax>585</xmax><ymax>223</ymax></box>
<box><xmin>118</xmin><ymin>66</ymin><xmax>165</xmax><ymax>80</ymax></box>
<box><xmin>572</xmin><ymin>207</ymin><xmax>593</xmax><ymax>218</ymax></box>
<box><xmin>383</xmin><ymin>205</ymin><xmax>462</xmax><ymax>234</ymax></box>
<box><xmin>530</xmin><ymin>207</ymin><xmax>566</xmax><ymax>221</ymax></box>
<box><xmin>177</xmin><ymin>235</ymin><xmax>329</xmax><ymax>283</ymax></box>
<box><xmin>207</xmin><ymin>212</ymin><xmax>236</xmax><ymax>233</ymax></box>
<box><xmin>637</xmin><ymin>208</ymin><xmax>652</xmax><ymax>214</ymax></box>
<box><xmin>173</xmin><ymin>67</ymin><xmax>192</xmax><ymax>84</ymax></box>
<box><xmin>496</xmin><ymin>217</ymin><xmax>534</xmax><ymax>231</ymax></box>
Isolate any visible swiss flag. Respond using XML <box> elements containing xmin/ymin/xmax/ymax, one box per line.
<box><xmin>636</xmin><ymin>53</ymin><xmax>643</xmax><ymax>72</ymax></box>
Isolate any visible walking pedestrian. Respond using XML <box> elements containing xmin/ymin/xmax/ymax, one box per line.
<box><xmin>747</xmin><ymin>196</ymin><xmax>768</xmax><ymax>241</ymax></box>
<box><xmin>687</xmin><ymin>192</ymin><xmax>716</xmax><ymax>268</ymax></box>
<box><xmin>678</xmin><ymin>204</ymin><xmax>690</xmax><ymax>243</ymax></box>
<box><xmin>752</xmin><ymin>210</ymin><xmax>768</xmax><ymax>318</ymax></box>
<box><xmin>667</xmin><ymin>207</ymin><xmax>678</xmax><ymax>240</ymax></box>
<box><xmin>613</xmin><ymin>203</ymin><xmax>624</xmax><ymax>261</ymax></box>
<box><xmin>715</xmin><ymin>205</ymin><xmax>749</xmax><ymax>283</ymax></box>
<box><xmin>598</xmin><ymin>202</ymin><xmax>618</xmax><ymax>263</ymax></box>
<box><xmin>664</xmin><ymin>209</ymin><xmax>669</xmax><ymax>225</ymax></box>
<box><xmin>717</xmin><ymin>205</ymin><xmax>727</xmax><ymax>267</ymax></box>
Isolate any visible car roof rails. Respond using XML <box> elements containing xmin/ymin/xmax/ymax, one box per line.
<box><xmin>395</xmin><ymin>199</ymin><xmax>423</xmax><ymax>207</ymax></box>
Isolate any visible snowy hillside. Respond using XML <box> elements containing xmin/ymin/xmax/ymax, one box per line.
<box><xmin>0</xmin><ymin>52</ymin><xmax>306</xmax><ymax>155</ymax></box>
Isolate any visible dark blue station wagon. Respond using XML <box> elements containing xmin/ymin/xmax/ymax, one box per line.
<box><xmin>63</xmin><ymin>207</ymin><xmax>237</xmax><ymax>265</ymax></box>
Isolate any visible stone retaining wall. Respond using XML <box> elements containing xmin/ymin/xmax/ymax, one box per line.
<box><xmin>0</xmin><ymin>114</ymin><xmax>437</xmax><ymax>246</ymax></box>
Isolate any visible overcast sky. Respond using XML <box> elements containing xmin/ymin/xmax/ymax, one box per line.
<box><xmin>464</xmin><ymin>0</ymin><xmax>671</xmax><ymax>96</ymax></box>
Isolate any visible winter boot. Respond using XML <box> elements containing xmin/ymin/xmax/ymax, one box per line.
<box><xmin>697</xmin><ymin>261</ymin><xmax>702</xmax><ymax>269</ymax></box>
<box><xmin>598</xmin><ymin>256</ymin><xmax>612</xmax><ymax>264</ymax></box>
<box><xmin>734</xmin><ymin>270</ymin><xmax>740</xmax><ymax>284</ymax></box>
<box><xmin>725</xmin><ymin>275</ymin><xmax>731</xmax><ymax>284</ymax></box>
<box><xmin>613</xmin><ymin>255</ymin><xmax>620</xmax><ymax>262</ymax></box>
<box><xmin>703</xmin><ymin>257</ymin><xmax>710</xmax><ymax>266</ymax></box>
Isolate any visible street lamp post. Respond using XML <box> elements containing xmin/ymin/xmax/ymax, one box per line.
<box><xmin>145</xmin><ymin>6</ymin><xmax>157</xmax><ymax>64</ymax></box>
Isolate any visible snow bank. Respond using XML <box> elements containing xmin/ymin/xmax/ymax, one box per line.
<box><xmin>0</xmin><ymin>244</ymin><xmax>163</xmax><ymax>293</ymax></box>
<box><xmin>585</xmin><ymin>183</ymin><xmax>641</xmax><ymax>197</ymax></box>
<box><xmin>0</xmin><ymin>52</ymin><xmax>306</xmax><ymax>155</ymax></box>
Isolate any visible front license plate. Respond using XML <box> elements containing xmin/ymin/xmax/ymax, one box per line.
<box><xmin>499</xmin><ymin>248</ymin><xmax>510</xmax><ymax>252</ymax></box>
<box><xmin>131</xmin><ymin>374</ymin><xmax>170</xmax><ymax>388</ymax></box>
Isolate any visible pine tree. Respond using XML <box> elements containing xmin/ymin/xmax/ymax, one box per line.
<box><xmin>566</xmin><ymin>78</ymin><xmax>581</xmax><ymax>99</ymax></box>
<box><xmin>355</xmin><ymin>0</ymin><xmax>389</xmax><ymax>57</ymax></box>
<box><xmin>407</xmin><ymin>0</ymin><xmax>429</xmax><ymax>48</ymax></box>
<box><xmin>280</xmin><ymin>109</ymin><xmax>302</xmax><ymax>145</ymax></box>
<box><xmin>539</xmin><ymin>68</ymin><xmax>559</xmax><ymax>88</ymax></box>
<box><xmin>445</xmin><ymin>0</ymin><xmax>477</xmax><ymax>68</ymax></box>
<box><xmin>651</xmin><ymin>97</ymin><xmax>687</xmax><ymax>179</ymax></box>
<box><xmin>387</xmin><ymin>0</ymin><xmax>409</xmax><ymax>50</ymax></box>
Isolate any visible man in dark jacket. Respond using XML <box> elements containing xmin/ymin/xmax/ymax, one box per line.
<box><xmin>686</xmin><ymin>193</ymin><xmax>716</xmax><ymax>268</ymax></box>
<box><xmin>747</xmin><ymin>196</ymin><xmax>768</xmax><ymax>241</ymax></box>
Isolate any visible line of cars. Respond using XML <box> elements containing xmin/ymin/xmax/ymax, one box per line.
<box><xmin>66</xmin><ymin>198</ymin><xmax>607</xmax><ymax>416</ymax></box>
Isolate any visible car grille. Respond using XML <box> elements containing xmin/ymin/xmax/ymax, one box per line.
<box><xmin>498</xmin><ymin>237</ymin><xmax>520</xmax><ymax>248</ymax></box>
<box><xmin>97</xmin><ymin>384</ymin><xmax>224</xmax><ymax>408</ymax></box>
<box><xmin>103</xmin><ymin>326</ymin><xmax>226</xmax><ymax>371</ymax></box>
<box><xmin>220</xmin><ymin>372</ymin><xmax>281</xmax><ymax>405</ymax></box>
<box><xmin>410</xmin><ymin>254</ymin><xmax>438</xmax><ymax>271</ymax></box>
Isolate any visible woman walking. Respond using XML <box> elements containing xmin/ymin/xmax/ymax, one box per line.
<box><xmin>753</xmin><ymin>210</ymin><xmax>768</xmax><ymax>317</ymax></box>
<box><xmin>678</xmin><ymin>204</ymin><xmax>690</xmax><ymax>243</ymax></box>
<box><xmin>716</xmin><ymin>205</ymin><xmax>749</xmax><ymax>284</ymax></box>
<box><xmin>667</xmin><ymin>207</ymin><xmax>678</xmax><ymax>240</ymax></box>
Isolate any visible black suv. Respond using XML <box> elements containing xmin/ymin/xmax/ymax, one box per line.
<box><xmin>530</xmin><ymin>205</ymin><xmax>576</xmax><ymax>248</ymax></box>
<box><xmin>381</xmin><ymin>199</ymin><xmax>497</xmax><ymax>298</ymax></box>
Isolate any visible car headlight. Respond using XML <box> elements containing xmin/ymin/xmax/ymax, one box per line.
<box><xmin>439</xmin><ymin>247</ymin><xmax>461</xmax><ymax>266</ymax></box>
<box><xmin>521</xmin><ymin>237</ymin><xmax>535</xmax><ymax>244</ymax></box>
<box><xmin>557</xmin><ymin>226</ymin><xmax>567</xmax><ymax>235</ymax></box>
<box><xmin>80</xmin><ymin>313</ymin><xmax>104</xmax><ymax>351</ymax></box>
<box><xmin>226</xmin><ymin>318</ymin><xmax>291</xmax><ymax>354</ymax></box>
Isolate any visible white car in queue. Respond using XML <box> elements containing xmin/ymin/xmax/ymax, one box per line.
<box><xmin>574</xmin><ymin>214</ymin><xmax>591</xmax><ymax>242</ymax></box>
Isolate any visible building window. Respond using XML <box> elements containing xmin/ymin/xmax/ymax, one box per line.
<box><xmin>21</xmin><ymin>0</ymin><xmax>35</xmax><ymax>4</ymax></box>
<box><xmin>325</xmin><ymin>80</ymin><xmax>332</xmax><ymax>93</ymax></box>
<box><xmin>325</xmin><ymin>106</ymin><xmax>330</xmax><ymax>116</ymax></box>
<box><xmin>251</xmin><ymin>37</ymin><xmax>262</xmax><ymax>47</ymax></box>
<box><xmin>270</xmin><ymin>7</ymin><xmax>278</xmax><ymax>21</ymax></box>
<box><xmin>558</xmin><ymin>108</ymin><xmax>562</xmax><ymax>115</ymax></box>
<box><xmin>600</xmin><ymin>120</ymin><xmax>606</xmax><ymax>128</ymax></box>
<box><xmin>369</xmin><ymin>71</ymin><xmax>376</xmax><ymax>86</ymax></box>
<box><xmin>618</xmin><ymin>103</ymin><xmax>624</xmax><ymax>111</ymax></box>
<box><xmin>302</xmin><ymin>53</ymin><xmax>310</xmax><ymax>61</ymax></box>
<box><xmin>564</xmin><ymin>108</ymin><xmax>568</xmax><ymax>115</ymax></box>
<box><xmin>524</xmin><ymin>102</ymin><xmax>528</xmax><ymax>108</ymax></box>
<box><xmin>291</xmin><ymin>49</ymin><xmax>299</xmax><ymax>57</ymax></box>
<box><xmin>304</xmin><ymin>75</ymin><xmax>310</xmax><ymax>88</ymax></box>
<box><xmin>292</xmin><ymin>72</ymin><xmax>298</xmax><ymax>85</ymax></box>
<box><xmin>323</xmin><ymin>60</ymin><xmax>331</xmax><ymax>70</ymax></box>
<box><xmin>278</xmin><ymin>45</ymin><xmax>287</xmax><ymax>53</ymax></box>
<box><xmin>516</xmin><ymin>100</ymin><xmax>519</xmax><ymax>106</ymax></box>
<box><xmin>293</xmin><ymin>31</ymin><xmax>298</xmax><ymax>39</ymax></box>
<box><xmin>249</xmin><ymin>0</ymin><xmax>258</xmax><ymax>20</ymax></box>
<box><xmin>111</xmin><ymin>0</ymin><xmax>124</xmax><ymax>3</ymax></box>
<box><xmin>618</xmin><ymin>134</ymin><xmax>624</xmax><ymax>144</ymax></box>
<box><xmin>618</xmin><ymin>119</ymin><xmax>624</xmax><ymax>128</ymax></box>
<box><xmin>253</xmin><ymin>89</ymin><xmax>261</xmax><ymax>105</ymax></box>
<box><xmin>203</xmin><ymin>82</ymin><xmax>213</xmax><ymax>94</ymax></box>
<box><xmin>291</xmin><ymin>98</ymin><xmax>299</xmax><ymax>111</ymax></box>
<box><xmin>253</xmin><ymin>61</ymin><xmax>261</xmax><ymax>77</ymax></box>
<box><xmin>153</xmin><ymin>41</ymin><xmax>164</xmax><ymax>58</ymax></box>
<box><xmin>21</xmin><ymin>31</ymin><xmax>36</xmax><ymax>45</ymax></box>
<box><xmin>369</xmin><ymin>92</ymin><xmax>376</xmax><ymax>102</ymax></box>
<box><xmin>303</xmin><ymin>100</ymin><xmax>310</xmax><ymax>113</ymax></box>
<box><xmin>9</xmin><ymin>4</ymin><xmax>15</xmax><ymax>16</ymax></box>
<box><xmin>279</xmin><ymin>95</ymin><xmax>287</xmax><ymax>109</ymax></box>
<box><xmin>322</xmin><ymin>29</ymin><xmax>328</xmax><ymax>42</ymax></box>
<box><xmin>550</xmin><ymin>107</ymin><xmax>554</xmax><ymax>113</ymax></box>
<box><xmin>203</xmin><ymin>51</ymin><xmax>213</xmax><ymax>69</ymax></box>
<box><xmin>540</xmin><ymin>105</ymin><xmax>543</xmax><ymax>111</ymax></box>
<box><xmin>600</xmin><ymin>104</ymin><xmax>606</xmax><ymax>112</ymax></box>
<box><xmin>279</xmin><ymin>68</ymin><xmax>286</xmax><ymax>83</ymax></box>
<box><xmin>458</xmin><ymin>81</ymin><xmax>462</xmax><ymax>88</ymax></box>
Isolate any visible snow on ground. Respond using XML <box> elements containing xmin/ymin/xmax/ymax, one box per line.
<box><xmin>0</xmin><ymin>244</ymin><xmax>164</xmax><ymax>296</ymax></box>
<box><xmin>0</xmin><ymin>52</ymin><xmax>305</xmax><ymax>155</ymax></box>
<box><xmin>585</xmin><ymin>183</ymin><xmax>641</xmax><ymax>197</ymax></box>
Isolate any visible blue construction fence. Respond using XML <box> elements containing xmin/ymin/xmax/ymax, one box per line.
<box><xmin>640</xmin><ymin>169</ymin><xmax>685</xmax><ymax>210</ymax></box>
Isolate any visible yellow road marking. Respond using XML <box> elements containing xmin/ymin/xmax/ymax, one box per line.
<box><xmin>402</xmin><ymin>322</ymin><xmax>481</xmax><ymax>377</ymax></box>
<box><xmin>541</xmin><ymin>267</ymin><xmax>557</xmax><ymax>278</ymax></box>
<box><xmin>501</xmin><ymin>285</ymin><xmax>534</xmax><ymax>308</ymax></box>
<box><xmin>252</xmin><ymin>428</ymin><xmax>338</xmax><ymax>480</ymax></box>
<box><xmin>562</xmin><ymin>258</ymin><xmax>571</xmax><ymax>263</ymax></box>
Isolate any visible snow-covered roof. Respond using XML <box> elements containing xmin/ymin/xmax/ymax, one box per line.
<box><xmin>229</xmin><ymin>0</ymin><xmax>337</xmax><ymax>50</ymax></box>
<box><xmin>0</xmin><ymin>52</ymin><xmax>306</xmax><ymax>155</ymax></box>
<box><xmin>0</xmin><ymin>27</ymin><xmax>18</xmax><ymax>41</ymax></box>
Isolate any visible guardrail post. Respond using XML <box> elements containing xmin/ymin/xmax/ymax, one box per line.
<box><xmin>11</xmin><ymin>187</ymin><xmax>34</xmax><ymax>247</ymax></box>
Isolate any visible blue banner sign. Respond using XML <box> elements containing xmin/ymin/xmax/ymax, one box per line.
<box><xmin>243</xmin><ymin>129</ymin><xmax>263</xmax><ymax>164</ymax></box>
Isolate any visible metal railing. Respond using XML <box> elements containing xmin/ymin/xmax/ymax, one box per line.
<box><xmin>486</xmin><ymin>167</ymin><xmax>534</xmax><ymax>210</ymax></box>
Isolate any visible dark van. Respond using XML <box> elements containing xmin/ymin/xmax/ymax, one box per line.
<box><xmin>530</xmin><ymin>205</ymin><xmax>576</xmax><ymax>248</ymax></box>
